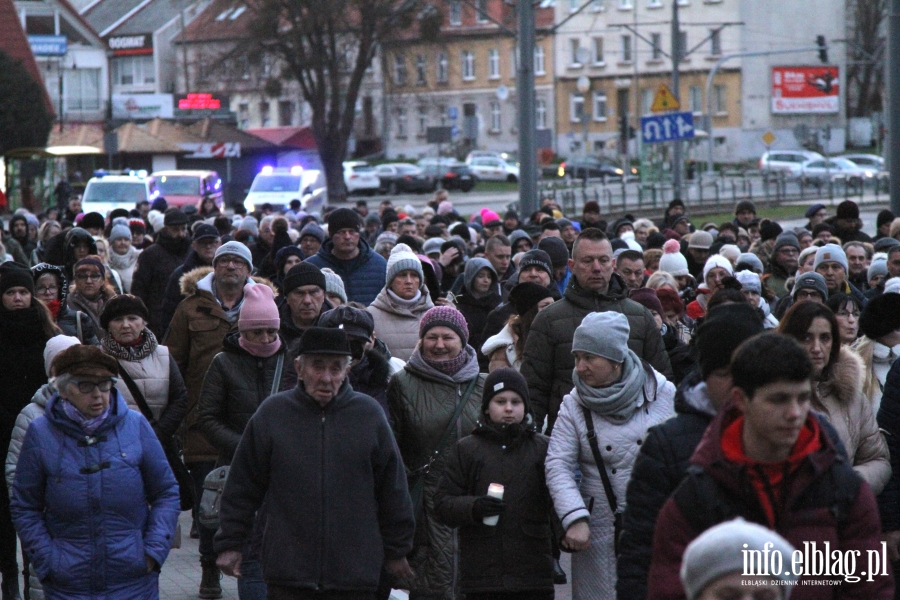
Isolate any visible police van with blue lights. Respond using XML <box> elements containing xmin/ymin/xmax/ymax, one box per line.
<box><xmin>243</xmin><ymin>166</ymin><xmax>326</xmax><ymax>213</ymax></box>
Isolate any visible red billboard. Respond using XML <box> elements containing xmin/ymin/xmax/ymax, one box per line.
<box><xmin>771</xmin><ymin>66</ymin><xmax>839</xmax><ymax>114</ymax></box>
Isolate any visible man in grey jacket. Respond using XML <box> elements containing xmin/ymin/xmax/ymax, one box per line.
<box><xmin>215</xmin><ymin>328</ymin><xmax>415</xmax><ymax>599</ymax></box>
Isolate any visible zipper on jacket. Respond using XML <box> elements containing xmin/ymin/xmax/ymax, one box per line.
<box><xmin>318</xmin><ymin>407</ymin><xmax>326</xmax><ymax>590</ymax></box>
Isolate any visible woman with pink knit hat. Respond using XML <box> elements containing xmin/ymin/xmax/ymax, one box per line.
<box><xmin>196</xmin><ymin>283</ymin><xmax>288</xmax><ymax>600</ymax></box>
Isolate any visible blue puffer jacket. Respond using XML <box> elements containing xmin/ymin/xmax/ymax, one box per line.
<box><xmin>11</xmin><ymin>392</ymin><xmax>180</xmax><ymax>600</ymax></box>
<box><xmin>304</xmin><ymin>238</ymin><xmax>387</xmax><ymax>306</ymax></box>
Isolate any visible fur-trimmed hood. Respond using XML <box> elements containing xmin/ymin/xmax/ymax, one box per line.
<box><xmin>178</xmin><ymin>266</ymin><xmax>277</xmax><ymax>297</ymax></box>
<box><xmin>822</xmin><ymin>345</ymin><xmax>864</xmax><ymax>405</ymax></box>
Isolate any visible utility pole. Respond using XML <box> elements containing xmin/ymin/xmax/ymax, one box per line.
<box><xmin>671</xmin><ymin>1</ymin><xmax>682</xmax><ymax>201</ymax></box>
<box><xmin>890</xmin><ymin>0</ymin><xmax>900</xmax><ymax>214</ymax></box>
<box><xmin>518</xmin><ymin>0</ymin><xmax>538</xmax><ymax>217</ymax></box>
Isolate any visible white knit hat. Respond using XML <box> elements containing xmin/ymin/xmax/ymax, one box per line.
<box><xmin>703</xmin><ymin>254</ymin><xmax>734</xmax><ymax>283</ymax></box>
<box><xmin>385</xmin><ymin>243</ymin><xmax>423</xmax><ymax>286</ymax></box>
<box><xmin>735</xmin><ymin>270</ymin><xmax>761</xmax><ymax>294</ymax></box>
<box><xmin>659</xmin><ymin>239</ymin><xmax>689</xmax><ymax>277</ymax></box>
<box><xmin>44</xmin><ymin>336</ymin><xmax>81</xmax><ymax>376</ymax></box>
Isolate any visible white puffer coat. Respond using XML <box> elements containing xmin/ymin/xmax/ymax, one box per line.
<box><xmin>115</xmin><ymin>346</ymin><xmax>171</xmax><ymax>422</ymax></box>
<box><xmin>546</xmin><ymin>367</ymin><xmax>675</xmax><ymax>600</ymax></box>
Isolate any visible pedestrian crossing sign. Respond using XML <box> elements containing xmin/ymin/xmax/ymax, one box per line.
<box><xmin>651</xmin><ymin>84</ymin><xmax>680</xmax><ymax>113</ymax></box>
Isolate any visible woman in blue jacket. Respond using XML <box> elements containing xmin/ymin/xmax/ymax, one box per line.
<box><xmin>11</xmin><ymin>345</ymin><xmax>180</xmax><ymax>600</ymax></box>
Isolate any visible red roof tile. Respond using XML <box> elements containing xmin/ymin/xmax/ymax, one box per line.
<box><xmin>246</xmin><ymin>126</ymin><xmax>317</xmax><ymax>149</ymax></box>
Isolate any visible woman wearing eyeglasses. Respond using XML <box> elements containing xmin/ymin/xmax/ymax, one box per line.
<box><xmin>10</xmin><ymin>344</ymin><xmax>180</xmax><ymax>600</ymax></box>
<box><xmin>31</xmin><ymin>263</ymin><xmax>100</xmax><ymax>345</ymax></box>
<box><xmin>0</xmin><ymin>262</ymin><xmax>61</xmax><ymax>599</ymax></box>
<box><xmin>66</xmin><ymin>256</ymin><xmax>117</xmax><ymax>337</ymax></box>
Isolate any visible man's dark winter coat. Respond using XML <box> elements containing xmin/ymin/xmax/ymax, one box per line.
<box><xmin>131</xmin><ymin>230</ymin><xmax>190</xmax><ymax>338</ymax></box>
<box><xmin>304</xmin><ymin>239</ymin><xmax>387</xmax><ymax>306</ymax></box>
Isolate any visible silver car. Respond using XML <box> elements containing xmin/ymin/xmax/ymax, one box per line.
<box><xmin>759</xmin><ymin>150</ymin><xmax>824</xmax><ymax>177</ymax></box>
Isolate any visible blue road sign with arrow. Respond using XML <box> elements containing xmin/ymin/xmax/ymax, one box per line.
<box><xmin>641</xmin><ymin>111</ymin><xmax>695</xmax><ymax>144</ymax></box>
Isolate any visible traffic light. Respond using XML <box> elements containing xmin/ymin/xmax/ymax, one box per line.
<box><xmin>816</xmin><ymin>35</ymin><xmax>828</xmax><ymax>63</ymax></box>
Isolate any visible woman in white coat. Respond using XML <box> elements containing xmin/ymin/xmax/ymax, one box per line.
<box><xmin>545</xmin><ymin>311</ymin><xmax>675</xmax><ymax>600</ymax></box>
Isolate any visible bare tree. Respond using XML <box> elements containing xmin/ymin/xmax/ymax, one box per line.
<box><xmin>846</xmin><ymin>0</ymin><xmax>886</xmax><ymax>118</ymax></box>
<box><xmin>245</xmin><ymin>0</ymin><xmax>427</xmax><ymax>203</ymax></box>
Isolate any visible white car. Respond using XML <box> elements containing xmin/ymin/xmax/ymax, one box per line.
<box><xmin>82</xmin><ymin>172</ymin><xmax>159</xmax><ymax>216</ymax></box>
<box><xmin>243</xmin><ymin>166</ymin><xmax>325</xmax><ymax>212</ymax></box>
<box><xmin>467</xmin><ymin>156</ymin><xmax>519</xmax><ymax>182</ymax></box>
<box><xmin>343</xmin><ymin>161</ymin><xmax>381</xmax><ymax>195</ymax></box>
<box><xmin>800</xmin><ymin>157</ymin><xmax>876</xmax><ymax>186</ymax></box>
<box><xmin>759</xmin><ymin>150</ymin><xmax>824</xmax><ymax>177</ymax></box>
<box><xmin>843</xmin><ymin>154</ymin><xmax>885</xmax><ymax>170</ymax></box>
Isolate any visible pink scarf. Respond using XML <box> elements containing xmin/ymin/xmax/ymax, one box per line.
<box><xmin>239</xmin><ymin>336</ymin><xmax>282</xmax><ymax>358</ymax></box>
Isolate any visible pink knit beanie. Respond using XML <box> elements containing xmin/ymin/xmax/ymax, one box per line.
<box><xmin>238</xmin><ymin>284</ymin><xmax>280</xmax><ymax>331</ymax></box>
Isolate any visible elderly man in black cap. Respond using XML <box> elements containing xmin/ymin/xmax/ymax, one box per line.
<box><xmin>215</xmin><ymin>327</ymin><xmax>415</xmax><ymax>599</ymax></box>
<box><xmin>305</xmin><ymin>208</ymin><xmax>387</xmax><ymax>305</ymax></box>
<box><xmin>158</xmin><ymin>223</ymin><xmax>222</xmax><ymax>334</ymax></box>
<box><xmin>131</xmin><ymin>207</ymin><xmax>191</xmax><ymax>337</ymax></box>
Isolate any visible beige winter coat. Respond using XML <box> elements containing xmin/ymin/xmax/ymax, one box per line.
<box><xmin>367</xmin><ymin>286</ymin><xmax>434</xmax><ymax>363</ymax></box>
<box><xmin>814</xmin><ymin>346</ymin><xmax>891</xmax><ymax>495</ymax></box>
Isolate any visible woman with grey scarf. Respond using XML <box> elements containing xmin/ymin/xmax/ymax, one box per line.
<box><xmin>545</xmin><ymin>311</ymin><xmax>675</xmax><ymax>600</ymax></box>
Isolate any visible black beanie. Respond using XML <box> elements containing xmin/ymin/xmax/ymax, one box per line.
<box><xmin>695</xmin><ymin>303</ymin><xmax>764</xmax><ymax>379</ymax></box>
<box><xmin>0</xmin><ymin>262</ymin><xmax>35</xmax><ymax>296</ymax></box>
<box><xmin>283</xmin><ymin>262</ymin><xmax>326</xmax><ymax>295</ymax></box>
<box><xmin>80</xmin><ymin>212</ymin><xmax>105</xmax><ymax>231</ymax></box>
<box><xmin>860</xmin><ymin>293</ymin><xmax>900</xmax><ymax>341</ymax></box>
<box><xmin>758</xmin><ymin>219</ymin><xmax>783</xmax><ymax>242</ymax></box>
<box><xmin>509</xmin><ymin>282</ymin><xmax>553</xmax><ymax>316</ymax></box>
<box><xmin>163</xmin><ymin>208</ymin><xmax>188</xmax><ymax>227</ymax></box>
<box><xmin>100</xmin><ymin>294</ymin><xmax>150</xmax><ymax>329</ymax></box>
<box><xmin>481</xmin><ymin>367</ymin><xmax>530</xmax><ymax>416</ymax></box>
<box><xmin>877</xmin><ymin>210</ymin><xmax>896</xmax><ymax>229</ymax></box>
<box><xmin>537</xmin><ymin>237</ymin><xmax>569</xmax><ymax>268</ymax></box>
<box><xmin>327</xmin><ymin>208</ymin><xmax>360</xmax><ymax>236</ymax></box>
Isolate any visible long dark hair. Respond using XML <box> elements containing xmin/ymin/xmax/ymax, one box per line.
<box><xmin>777</xmin><ymin>300</ymin><xmax>841</xmax><ymax>375</ymax></box>
<box><xmin>510</xmin><ymin>305</ymin><xmax>541</xmax><ymax>357</ymax></box>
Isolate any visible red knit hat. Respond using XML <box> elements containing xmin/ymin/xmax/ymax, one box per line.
<box><xmin>655</xmin><ymin>287</ymin><xmax>684</xmax><ymax>316</ymax></box>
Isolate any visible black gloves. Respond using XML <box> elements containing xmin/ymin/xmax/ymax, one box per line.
<box><xmin>471</xmin><ymin>496</ymin><xmax>506</xmax><ymax>520</ymax></box>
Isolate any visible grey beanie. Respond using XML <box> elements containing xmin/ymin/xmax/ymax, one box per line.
<box><xmin>681</xmin><ymin>518</ymin><xmax>797</xmax><ymax>600</ymax></box>
<box><xmin>299</xmin><ymin>222</ymin><xmax>326</xmax><ymax>244</ymax></box>
<box><xmin>423</xmin><ymin>237</ymin><xmax>444</xmax><ymax>255</ymax></box>
<box><xmin>869</xmin><ymin>259</ymin><xmax>888</xmax><ymax>282</ymax></box>
<box><xmin>773</xmin><ymin>231</ymin><xmax>801</xmax><ymax>253</ymax></box>
<box><xmin>735</xmin><ymin>270</ymin><xmax>761</xmax><ymax>294</ymax></box>
<box><xmin>385</xmin><ymin>243</ymin><xmax>424</xmax><ymax>287</ymax></box>
<box><xmin>813</xmin><ymin>243</ymin><xmax>848</xmax><ymax>273</ymax></box>
<box><xmin>109</xmin><ymin>224</ymin><xmax>132</xmax><ymax>243</ymax></box>
<box><xmin>735</xmin><ymin>252</ymin><xmax>764</xmax><ymax>274</ymax></box>
<box><xmin>238</xmin><ymin>216</ymin><xmax>259</xmax><ymax>237</ymax></box>
<box><xmin>321</xmin><ymin>268</ymin><xmax>347</xmax><ymax>303</ymax></box>
<box><xmin>792</xmin><ymin>271</ymin><xmax>828</xmax><ymax>300</ymax></box>
<box><xmin>463</xmin><ymin>257</ymin><xmax>497</xmax><ymax>293</ymax></box>
<box><xmin>214</xmin><ymin>240</ymin><xmax>253</xmax><ymax>268</ymax></box>
<box><xmin>572</xmin><ymin>311</ymin><xmax>630</xmax><ymax>363</ymax></box>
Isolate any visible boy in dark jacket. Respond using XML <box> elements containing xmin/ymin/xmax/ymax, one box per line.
<box><xmin>648</xmin><ymin>333</ymin><xmax>892</xmax><ymax>600</ymax></box>
<box><xmin>433</xmin><ymin>368</ymin><xmax>556</xmax><ymax>600</ymax></box>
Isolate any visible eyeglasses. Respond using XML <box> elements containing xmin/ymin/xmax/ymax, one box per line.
<box><xmin>72</xmin><ymin>378</ymin><xmax>116</xmax><ymax>393</ymax></box>
<box><xmin>836</xmin><ymin>310</ymin><xmax>861</xmax><ymax>319</ymax></box>
<box><xmin>75</xmin><ymin>273</ymin><xmax>102</xmax><ymax>281</ymax></box>
<box><xmin>795</xmin><ymin>290</ymin><xmax>822</xmax><ymax>301</ymax></box>
<box><xmin>35</xmin><ymin>285</ymin><xmax>59</xmax><ymax>295</ymax></box>
<box><xmin>216</xmin><ymin>258</ymin><xmax>247</xmax><ymax>267</ymax></box>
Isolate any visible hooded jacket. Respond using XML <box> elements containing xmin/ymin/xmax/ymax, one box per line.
<box><xmin>59</xmin><ymin>228</ymin><xmax>98</xmax><ymax>281</ymax></box>
<box><xmin>646</xmin><ymin>405</ymin><xmax>891</xmax><ymax>600</ymax></box>
<box><xmin>304</xmin><ymin>238</ymin><xmax>387</xmax><ymax>306</ymax></box>
<box><xmin>520</xmin><ymin>273</ymin><xmax>672</xmax><ymax>434</ymax></box>
<box><xmin>214</xmin><ymin>381</ymin><xmax>414</xmax><ymax>592</ymax></box>
<box><xmin>11</xmin><ymin>392</ymin><xmax>180</xmax><ymax>600</ymax></box>
<box><xmin>130</xmin><ymin>229</ymin><xmax>191</xmax><ymax>338</ymax></box>
<box><xmin>367</xmin><ymin>285</ymin><xmax>435</xmax><ymax>363</ymax></box>
<box><xmin>30</xmin><ymin>263</ymin><xmax>98</xmax><ymax>345</ymax></box>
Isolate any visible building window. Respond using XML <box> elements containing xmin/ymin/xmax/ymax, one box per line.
<box><xmin>570</xmin><ymin>38</ymin><xmax>582</xmax><ymax>66</ymax></box>
<box><xmin>462</xmin><ymin>50</ymin><xmax>475</xmax><ymax>80</ymax></box>
<box><xmin>437</xmin><ymin>52</ymin><xmax>448</xmax><ymax>82</ymax></box>
<box><xmin>449</xmin><ymin>0</ymin><xmax>462</xmax><ymax>25</ymax></box>
<box><xmin>64</xmin><ymin>68</ymin><xmax>101</xmax><ymax>111</ymax></box>
<box><xmin>534</xmin><ymin>45</ymin><xmax>545</xmax><ymax>74</ymax></box>
<box><xmin>488</xmin><ymin>48</ymin><xmax>500</xmax><ymax>78</ymax></box>
<box><xmin>490</xmin><ymin>101</ymin><xmax>501</xmax><ymax>131</ymax></box>
<box><xmin>260</xmin><ymin>102</ymin><xmax>271</xmax><ymax>127</ymax></box>
<box><xmin>591</xmin><ymin>0</ymin><xmax>605</xmax><ymax>11</ymax></box>
<box><xmin>593</xmin><ymin>92</ymin><xmax>608</xmax><ymax>121</ymax></box>
<box><xmin>238</xmin><ymin>103</ymin><xmax>249</xmax><ymax>129</ymax></box>
<box><xmin>418</xmin><ymin>106</ymin><xmax>428</xmax><ymax>135</ymax></box>
<box><xmin>394</xmin><ymin>54</ymin><xmax>407</xmax><ymax>85</ymax></box>
<box><xmin>278</xmin><ymin>100</ymin><xmax>294</xmax><ymax>126</ymax></box>
<box><xmin>689</xmin><ymin>85</ymin><xmax>702</xmax><ymax>113</ymax></box>
<box><xmin>570</xmin><ymin>93</ymin><xmax>585</xmax><ymax>122</ymax></box>
<box><xmin>396</xmin><ymin>106</ymin><xmax>407</xmax><ymax>137</ymax></box>
<box><xmin>569</xmin><ymin>0</ymin><xmax>580</xmax><ymax>11</ymax></box>
<box><xmin>641</xmin><ymin>88</ymin><xmax>653</xmax><ymax>114</ymax></box>
<box><xmin>713</xmin><ymin>84</ymin><xmax>727</xmax><ymax>113</ymax></box>
<box><xmin>536</xmin><ymin>98</ymin><xmax>547</xmax><ymax>129</ymax></box>
<box><xmin>416</xmin><ymin>54</ymin><xmax>427</xmax><ymax>85</ymax></box>
<box><xmin>476</xmin><ymin>0</ymin><xmax>489</xmax><ymax>22</ymax></box>
<box><xmin>710</xmin><ymin>29</ymin><xmax>722</xmax><ymax>56</ymax></box>
<box><xmin>621</xmin><ymin>35</ymin><xmax>632</xmax><ymax>62</ymax></box>
<box><xmin>648</xmin><ymin>0</ymin><xmax>662</xmax><ymax>6</ymax></box>
<box><xmin>112</xmin><ymin>55</ymin><xmax>155</xmax><ymax>86</ymax></box>
<box><xmin>593</xmin><ymin>37</ymin><xmax>604</xmax><ymax>64</ymax></box>
<box><xmin>651</xmin><ymin>33</ymin><xmax>662</xmax><ymax>60</ymax></box>
<box><xmin>619</xmin><ymin>0</ymin><xmax>632</xmax><ymax>8</ymax></box>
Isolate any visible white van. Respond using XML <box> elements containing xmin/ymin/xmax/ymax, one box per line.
<box><xmin>243</xmin><ymin>166</ymin><xmax>325</xmax><ymax>212</ymax></box>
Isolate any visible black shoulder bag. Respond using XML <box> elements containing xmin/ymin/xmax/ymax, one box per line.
<box><xmin>118</xmin><ymin>363</ymin><xmax>195</xmax><ymax>512</ymax></box>
<box><xmin>582</xmin><ymin>405</ymin><xmax>623</xmax><ymax>557</ymax></box>
<box><xmin>407</xmin><ymin>377</ymin><xmax>479</xmax><ymax>520</ymax></box>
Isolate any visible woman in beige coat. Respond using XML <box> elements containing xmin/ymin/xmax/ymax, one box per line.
<box><xmin>779</xmin><ymin>300</ymin><xmax>891</xmax><ymax>494</ymax></box>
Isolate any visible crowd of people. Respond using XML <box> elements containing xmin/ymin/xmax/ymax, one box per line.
<box><xmin>1</xmin><ymin>189</ymin><xmax>900</xmax><ymax>600</ymax></box>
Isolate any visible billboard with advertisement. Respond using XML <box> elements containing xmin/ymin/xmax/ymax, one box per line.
<box><xmin>112</xmin><ymin>94</ymin><xmax>174</xmax><ymax>119</ymax></box>
<box><xmin>108</xmin><ymin>34</ymin><xmax>153</xmax><ymax>56</ymax></box>
<box><xmin>771</xmin><ymin>66</ymin><xmax>839</xmax><ymax>114</ymax></box>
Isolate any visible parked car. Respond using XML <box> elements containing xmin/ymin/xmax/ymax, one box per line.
<box><xmin>375</xmin><ymin>163</ymin><xmax>435</xmax><ymax>194</ymax></box>
<box><xmin>467</xmin><ymin>156</ymin><xmax>519</xmax><ymax>182</ymax></box>
<box><xmin>758</xmin><ymin>150</ymin><xmax>824</xmax><ymax>177</ymax></box>
<box><xmin>800</xmin><ymin>157</ymin><xmax>876</xmax><ymax>187</ymax></box>
<box><xmin>417</xmin><ymin>159</ymin><xmax>476</xmax><ymax>192</ymax></box>
<box><xmin>557</xmin><ymin>156</ymin><xmax>629</xmax><ymax>182</ymax></box>
<box><xmin>843</xmin><ymin>154</ymin><xmax>885</xmax><ymax>170</ymax></box>
<box><xmin>81</xmin><ymin>171</ymin><xmax>159</xmax><ymax>216</ymax></box>
<box><xmin>243</xmin><ymin>166</ymin><xmax>325</xmax><ymax>213</ymax></box>
<box><xmin>343</xmin><ymin>161</ymin><xmax>381</xmax><ymax>195</ymax></box>
<box><xmin>151</xmin><ymin>170</ymin><xmax>223</xmax><ymax>210</ymax></box>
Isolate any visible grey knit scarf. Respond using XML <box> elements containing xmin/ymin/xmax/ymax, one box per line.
<box><xmin>572</xmin><ymin>349</ymin><xmax>647</xmax><ymax>422</ymax></box>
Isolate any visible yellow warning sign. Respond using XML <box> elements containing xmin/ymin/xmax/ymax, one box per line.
<box><xmin>762</xmin><ymin>131</ymin><xmax>776</xmax><ymax>146</ymax></box>
<box><xmin>650</xmin><ymin>84</ymin><xmax>680</xmax><ymax>113</ymax></box>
